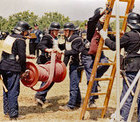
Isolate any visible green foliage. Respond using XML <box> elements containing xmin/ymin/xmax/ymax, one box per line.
<box><xmin>0</xmin><ymin>11</ymin><xmax>71</xmax><ymax>33</ymax></box>
<box><xmin>72</xmin><ymin>20</ymin><xmax>87</xmax><ymax>30</ymax></box>
<box><xmin>0</xmin><ymin>16</ymin><xmax>8</xmax><ymax>31</ymax></box>
<box><xmin>110</xmin><ymin>19</ymin><xmax>130</xmax><ymax>32</ymax></box>
<box><xmin>38</xmin><ymin>12</ymin><xmax>70</xmax><ymax>30</ymax></box>
<box><xmin>1</xmin><ymin>11</ymin><xmax>38</xmax><ymax>32</ymax></box>
<box><xmin>0</xmin><ymin>10</ymin><xmax>132</xmax><ymax>34</ymax></box>
<box><xmin>80</xmin><ymin>20</ymin><xmax>88</xmax><ymax>30</ymax></box>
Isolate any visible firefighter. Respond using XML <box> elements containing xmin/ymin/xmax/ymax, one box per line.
<box><xmin>29</xmin><ymin>24</ymin><xmax>43</xmax><ymax>57</ymax></box>
<box><xmin>100</xmin><ymin>12</ymin><xmax>140</xmax><ymax>121</ymax></box>
<box><xmin>80</xmin><ymin>23</ymin><xmax>88</xmax><ymax>47</ymax></box>
<box><xmin>80</xmin><ymin>23</ymin><xmax>87</xmax><ymax>40</ymax></box>
<box><xmin>0</xmin><ymin>21</ymin><xmax>31</xmax><ymax>120</ymax></box>
<box><xmin>80</xmin><ymin>7</ymin><xmax>113</xmax><ymax>107</ymax></box>
<box><xmin>59</xmin><ymin>22</ymin><xmax>84</xmax><ymax>111</ymax></box>
<box><xmin>35</xmin><ymin>22</ymin><xmax>64</xmax><ymax>106</ymax></box>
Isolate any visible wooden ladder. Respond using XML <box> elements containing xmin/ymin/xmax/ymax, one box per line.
<box><xmin>80</xmin><ymin>0</ymin><xmax>135</xmax><ymax>120</ymax></box>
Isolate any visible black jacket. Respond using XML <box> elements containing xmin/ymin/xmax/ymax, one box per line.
<box><xmin>82</xmin><ymin>12</ymin><xmax>115</xmax><ymax>56</ymax></box>
<box><xmin>36</xmin><ymin>34</ymin><xmax>64</xmax><ymax>64</ymax></box>
<box><xmin>0</xmin><ymin>34</ymin><xmax>26</xmax><ymax>73</ymax></box>
<box><xmin>87</xmin><ymin>13</ymin><xmax>103</xmax><ymax>42</ymax></box>
<box><xmin>105</xmin><ymin>30</ymin><xmax>140</xmax><ymax>72</ymax></box>
<box><xmin>64</xmin><ymin>34</ymin><xmax>84</xmax><ymax>66</ymax></box>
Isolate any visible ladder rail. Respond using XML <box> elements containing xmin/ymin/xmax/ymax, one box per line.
<box><xmin>101</xmin><ymin>57</ymin><xmax>116</xmax><ymax>117</ymax></box>
<box><xmin>121</xmin><ymin>0</ymin><xmax>132</xmax><ymax>32</ymax></box>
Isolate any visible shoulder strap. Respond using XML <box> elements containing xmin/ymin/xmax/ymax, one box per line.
<box><xmin>65</xmin><ymin>37</ymin><xmax>82</xmax><ymax>51</ymax></box>
<box><xmin>71</xmin><ymin>37</ymin><xmax>82</xmax><ymax>43</ymax></box>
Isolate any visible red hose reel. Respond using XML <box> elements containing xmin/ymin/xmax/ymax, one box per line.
<box><xmin>21</xmin><ymin>52</ymin><xmax>67</xmax><ymax>91</ymax></box>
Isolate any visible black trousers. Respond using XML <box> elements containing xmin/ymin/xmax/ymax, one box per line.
<box><xmin>29</xmin><ymin>43</ymin><xmax>39</xmax><ymax>57</ymax></box>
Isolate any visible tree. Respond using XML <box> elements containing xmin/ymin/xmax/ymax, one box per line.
<box><xmin>79</xmin><ymin>20</ymin><xmax>88</xmax><ymax>30</ymax></box>
<box><xmin>71</xmin><ymin>20</ymin><xmax>87</xmax><ymax>31</ymax></box>
<box><xmin>110</xmin><ymin>19</ymin><xmax>130</xmax><ymax>32</ymax></box>
<box><xmin>6</xmin><ymin>11</ymin><xmax>38</xmax><ymax>32</ymax></box>
<box><xmin>38</xmin><ymin>12</ymin><xmax>70</xmax><ymax>30</ymax></box>
<box><xmin>0</xmin><ymin>16</ymin><xmax>8</xmax><ymax>32</ymax></box>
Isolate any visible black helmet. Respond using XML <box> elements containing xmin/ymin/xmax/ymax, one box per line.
<box><xmin>49</xmin><ymin>22</ymin><xmax>60</xmax><ymax>31</ymax></box>
<box><xmin>127</xmin><ymin>12</ymin><xmax>140</xmax><ymax>30</ymax></box>
<box><xmin>94</xmin><ymin>7</ymin><xmax>103</xmax><ymax>15</ymax></box>
<box><xmin>64</xmin><ymin>22</ymin><xmax>75</xmax><ymax>31</ymax></box>
<box><xmin>14</xmin><ymin>21</ymin><xmax>31</xmax><ymax>32</ymax></box>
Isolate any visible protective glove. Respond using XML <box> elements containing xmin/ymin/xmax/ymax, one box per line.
<box><xmin>99</xmin><ymin>14</ymin><xmax>106</xmax><ymax>23</ymax></box>
<box><xmin>45</xmin><ymin>48</ymin><xmax>53</xmax><ymax>53</ymax></box>
<box><xmin>99</xmin><ymin>29</ymin><xmax>108</xmax><ymax>40</ymax></box>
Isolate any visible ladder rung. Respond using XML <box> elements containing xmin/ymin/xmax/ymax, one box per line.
<box><xmin>98</xmin><ymin>63</ymin><xmax>115</xmax><ymax>65</ymax></box>
<box><xmin>108</xmin><ymin>31</ymin><xmax>124</xmax><ymax>35</ymax></box>
<box><xmin>108</xmin><ymin>59</ymin><xmax>113</xmax><ymax>63</ymax></box>
<box><xmin>91</xmin><ymin>92</ymin><xmax>107</xmax><ymax>96</ymax></box>
<box><xmin>87</xmin><ymin>106</ymin><xmax>105</xmax><ymax>110</ymax></box>
<box><xmin>94</xmin><ymin>78</ymin><xmax>112</xmax><ymax>81</ymax></box>
<box><xmin>102</xmin><ymin>47</ymin><xmax>110</xmax><ymax>50</ymax></box>
<box><xmin>119</xmin><ymin>0</ymin><xmax>129</xmax><ymax>2</ymax></box>
<box><xmin>110</xmin><ymin>15</ymin><xmax>127</xmax><ymax>19</ymax></box>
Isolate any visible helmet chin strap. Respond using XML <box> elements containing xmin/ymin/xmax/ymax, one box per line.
<box><xmin>127</xmin><ymin>24</ymin><xmax>133</xmax><ymax>30</ymax></box>
<box><xmin>67</xmin><ymin>31</ymin><xmax>71</xmax><ymax>38</ymax></box>
<box><xmin>67</xmin><ymin>30</ymin><xmax>73</xmax><ymax>38</ymax></box>
<box><xmin>64</xmin><ymin>30</ymin><xmax>73</xmax><ymax>39</ymax></box>
<box><xmin>127</xmin><ymin>23</ymin><xmax>140</xmax><ymax>31</ymax></box>
<box><xmin>51</xmin><ymin>31</ymin><xmax>57</xmax><ymax>38</ymax></box>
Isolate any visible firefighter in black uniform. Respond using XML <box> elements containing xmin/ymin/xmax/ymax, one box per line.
<box><xmin>100</xmin><ymin>12</ymin><xmax>140</xmax><ymax>121</ymax></box>
<box><xmin>59</xmin><ymin>22</ymin><xmax>84</xmax><ymax>111</ymax></box>
<box><xmin>80</xmin><ymin>7</ymin><xmax>113</xmax><ymax>107</ymax></box>
<box><xmin>0</xmin><ymin>21</ymin><xmax>31</xmax><ymax>120</ymax></box>
<box><xmin>35</xmin><ymin>22</ymin><xmax>64</xmax><ymax>106</ymax></box>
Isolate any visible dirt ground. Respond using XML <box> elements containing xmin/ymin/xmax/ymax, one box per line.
<box><xmin>0</xmin><ymin>40</ymin><xmax>138</xmax><ymax>122</ymax></box>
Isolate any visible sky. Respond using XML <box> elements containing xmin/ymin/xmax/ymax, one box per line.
<box><xmin>0</xmin><ymin>0</ymin><xmax>140</xmax><ymax>21</ymax></box>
